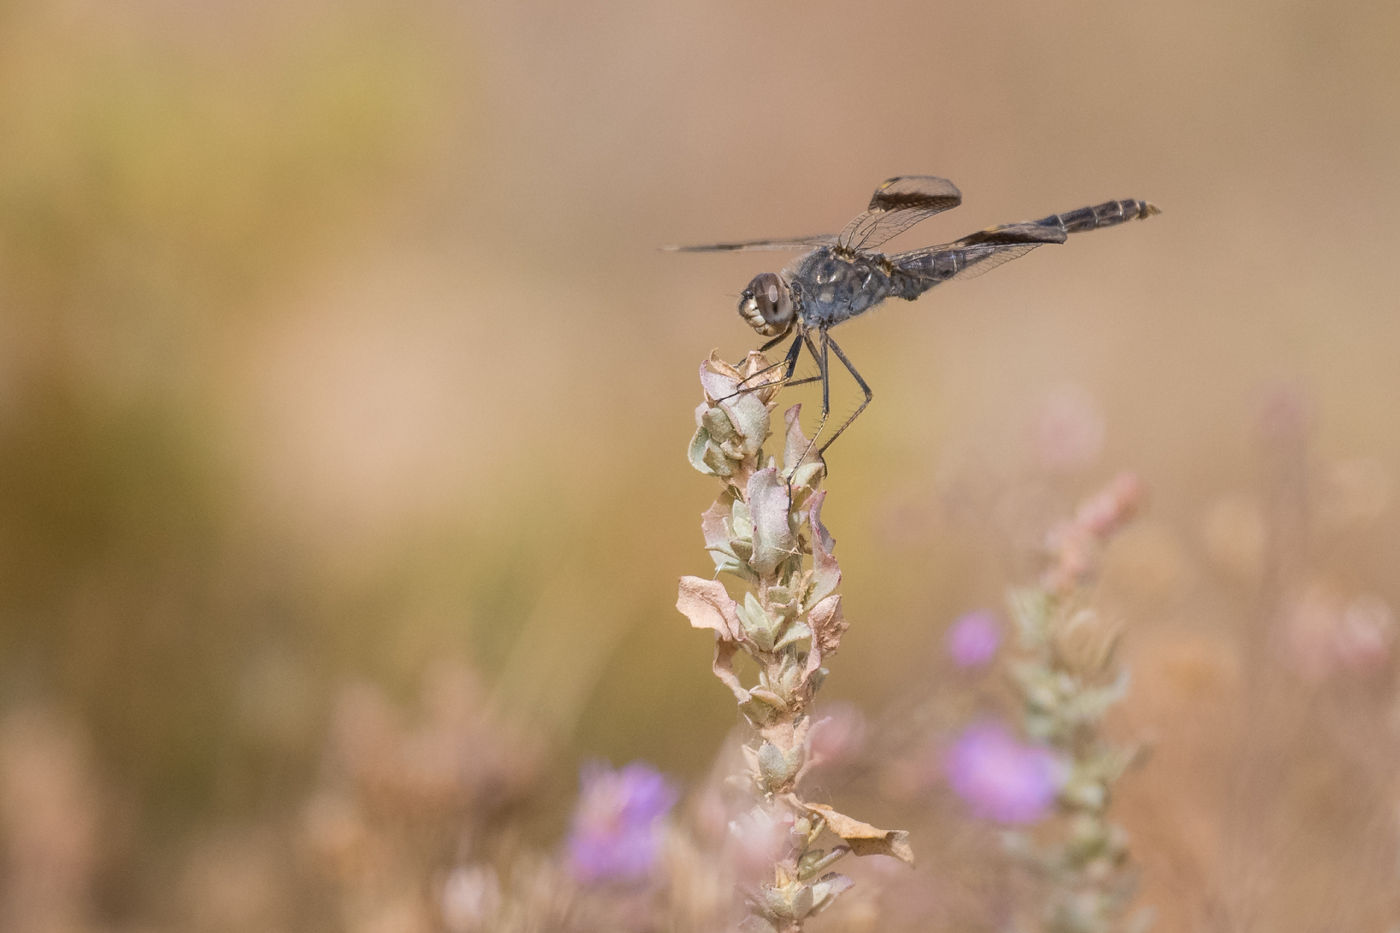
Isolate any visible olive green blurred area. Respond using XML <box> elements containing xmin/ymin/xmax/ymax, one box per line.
<box><xmin>2</xmin><ymin>0</ymin><xmax>1399</xmax><ymax>927</ymax></box>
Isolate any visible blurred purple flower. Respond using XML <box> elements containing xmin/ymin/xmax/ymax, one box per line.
<box><xmin>566</xmin><ymin>760</ymin><xmax>678</xmax><ymax>884</ymax></box>
<box><xmin>945</xmin><ymin>722</ymin><xmax>1061</xmax><ymax>823</ymax></box>
<box><xmin>945</xmin><ymin>610</ymin><xmax>1002</xmax><ymax>668</ymax></box>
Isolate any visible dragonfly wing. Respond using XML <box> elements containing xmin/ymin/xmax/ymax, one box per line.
<box><xmin>953</xmin><ymin>220</ymin><xmax>1068</xmax><ymax>248</ymax></box>
<box><xmin>888</xmin><ymin>219</ymin><xmax>1069</xmax><ymax>281</ymax></box>
<box><xmin>662</xmin><ymin>234</ymin><xmax>837</xmax><ymax>252</ymax></box>
<box><xmin>837</xmin><ymin>176</ymin><xmax>963</xmax><ymax>252</ymax></box>
<box><xmin>937</xmin><ymin>242</ymin><xmax>1042</xmax><ymax>280</ymax></box>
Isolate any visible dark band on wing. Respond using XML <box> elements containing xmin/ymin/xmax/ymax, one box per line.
<box><xmin>866</xmin><ymin>175</ymin><xmax>963</xmax><ymax>213</ymax></box>
<box><xmin>838</xmin><ymin>176</ymin><xmax>965</xmax><ymax>252</ymax></box>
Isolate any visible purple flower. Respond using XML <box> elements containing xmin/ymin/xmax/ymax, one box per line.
<box><xmin>945</xmin><ymin>722</ymin><xmax>1061</xmax><ymax>823</ymax></box>
<box><xmin>946</xmin><ymin>610</ymin><xmax>1002</xmax><ymax>668</ymax></box>
<box><xmin>566</xmin><ymin>760</ymin><xmax>678</xmax><ymax>884</ymax></box>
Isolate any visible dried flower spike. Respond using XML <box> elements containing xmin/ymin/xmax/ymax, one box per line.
<box><xmin>678</xmin><ymin>352</ymin><xmax>911</xmax><ymax>932</ymax></box>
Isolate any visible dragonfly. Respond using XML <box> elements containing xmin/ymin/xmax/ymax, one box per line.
<box><xmin>670</xmin><ymin>176</ymin><xmax>1159</xmax><ymax>461</ymax></box>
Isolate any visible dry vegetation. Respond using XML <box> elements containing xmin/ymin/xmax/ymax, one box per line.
<box><xmin>1</xmin><ymin>0</ymin><xmax>1398</xmax><ymax>929</ymax></box>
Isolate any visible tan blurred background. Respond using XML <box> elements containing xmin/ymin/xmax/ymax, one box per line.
<box><xmin>2</xmin><ymin>0</ymin><xmax>1398</xmax><ymax>928</ymax></box>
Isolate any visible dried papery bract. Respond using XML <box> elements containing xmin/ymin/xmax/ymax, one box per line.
<box><xmin>678</xmin><ymin>352</ymin><xmax>911</xmax><ymax>932</ymax></box>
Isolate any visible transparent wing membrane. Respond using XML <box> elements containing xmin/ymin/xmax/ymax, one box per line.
<box><xmin>837</xmin><ymin>176</ymin><xmax>963</xmax><ymax>252</ymax></box>
<box><xmin>663</xmin><ymin>234</ymin><xmax>837</xmax><ymax>253</ymax></box>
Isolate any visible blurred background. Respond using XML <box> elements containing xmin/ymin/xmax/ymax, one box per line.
<box><xmin>2</xmin><ymin>0</ymin><xmax>1398</xmax><ymax>929</ymax></box>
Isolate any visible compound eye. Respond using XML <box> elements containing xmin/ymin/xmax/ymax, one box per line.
<box><xmin>738</xmin><ymin>272</ymin><xmax>794</xmax><ymax>336</ymax></box>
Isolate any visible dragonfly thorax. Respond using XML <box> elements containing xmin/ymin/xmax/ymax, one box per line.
<box><xmin>738</xmin><ymin>271</ymin><xmax>795</xmax><ymax>337</ymax></box>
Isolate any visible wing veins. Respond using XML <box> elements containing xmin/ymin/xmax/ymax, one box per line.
<box><xmin>837</xmin><ymin>176</ymin><xmax>964</xmax><ymax>252</ymax></box>
<box><xmin>662</xmin><ymin>233</ymin><xmax>837</xmax><ymax>253</ymax></box>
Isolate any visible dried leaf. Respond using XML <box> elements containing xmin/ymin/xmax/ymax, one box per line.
<box><xmin>712</xmin><ymin>638</ymin><xmax>749</xmax><ymax>704</ymax></box>
<box><xmin>737</xmin><ymin>592</ymin><xmax>778</xmax><ymax>651</ymax></box>
<box><xmin>738</xmin><ymin>351</ymin><xmax>783</xmax><ymax>404</ymax></box>
<box><xmin>802</xmin><ymin>595</ymin><xmax>847</xmax><ymax>682</ymax></box>
<box><xmin>776</xmin><ymin>408</ymin><xmax>826</xmax><ymax>492</ymax></box>
<box><xmin>713</xmin><ymin>376</ymin><xmax>771</xmax><ymax>460</ymax></box>
<box><xmin>699</xmin><ymin>499</ymin><xmax>733</xmax><ymax>553</ymax></box>
<box><xmin>677</xmin><ymin>576</ymin><xmax>743</xmax><ymax>641</ymax></box>
<box><xmin>805</xmin><ymin>803</ymin><xmax>914</xmax><ymax>865</ymax></box>
<box><xmin>746</xmin><ymin>687</ymin><xmax>787</xmax><ymax>711</ymax></box>
<box><xmin>1007</xmin><ymin>586</ymin><xmax>1051</xmax><ymax>648</ymax></box>
<box><xmin>756</xmin><ymin>740</ymin><xmax>801</xmax><ymax>790</ymax></box>
<box><xmin>1052</xmin><ymin>608</ymin><xmax>1123</xmax><ymax>676</ymax></box>
<box><xmin>677</xmin><ymin>576</ymin><xmax>750</xmax><ymax>702</ymax></box>
<box><xmin>698</xmin><ymin>354</ymin><xmax>743</xmax><ymax>403</ymax></box>
<box><xmin>808</xmin><ymin>872</ymin><xmax>855</xmax><ymax>915</ymax></box>
<box><xmin>748</xmin><ymin>468</ymin><xmax>796</xmax><ymax>576</ymax></box>
<box><xmin>695</xmin><ymin>356</ymin><xmax>772</xmax><ymax>468</ymax></box>
<box><xmin>773</xmin><ymin>620</ymin><xmax>812</xmax><ymax>652</ymax></box>
<box><xmin>1065</xmin><ymin>669</ymin><xmax>1131</xmax><ymax>722</ymax></box>
<box><xmin>806</xmin><ymin>490</ymin><xmax>840</xmax><ymax>608</ymax></box>
<box><xmin>687</xmin><ymin>423</ymin><xmax>720</xmax><ymax>476</ymax></box>
<box><xmin>782</xmin><ymin>404</ymin><xmax>810</xmax><ymax>469</ymax></box>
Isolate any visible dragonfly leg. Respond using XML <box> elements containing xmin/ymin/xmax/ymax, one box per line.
<box><xmin>727</xmin><ymin>331</ymin><xmax>826</xmax><ymax>401</ymax></box>
<box><xmin>770</xmin><ymin>329</ymin><xmax>825</xmax><ymax>391</ymax></box>
<box><xmin>807</xmin><ymin>328</ymin><xmax>830</xmax><ymax>429</ymax></box>
<box><xmin>765</xmin><ymin>332</ymin><xmax>806</xmax><ymax>387</ymax></box>
<box><xmin>772</xmin><ymin>330</ymin><xmax>823</xmax><ymax>389</ymax></box>
<box><xmin>815</xmin><ymin>333</ymin><xmax>872</xmax><ymax>455</ymax></box>
<box><xmin>757</xmin><ymin>331</ymin><xmax>792</xmax><ymax>354</ymax></box>
<box><xmin>781</xmin><ymin>329</ymin><xmax>832</xmax><ymax>472</ymax></box>
<box><xmin>725</xmin><ymin>333</ymin><xmax>804</xmax><ymax>403</ymax></box>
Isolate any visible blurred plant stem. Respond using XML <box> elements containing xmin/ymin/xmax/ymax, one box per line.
<box><xmin>677</xmin><ymin>352</ymin><xmax>911</xmax><ymax>932</ymax></box>
<box><xmin>1006</xmin><ymin>473</ymin><xmax>1150</xmax><ymax>933</ymax></box>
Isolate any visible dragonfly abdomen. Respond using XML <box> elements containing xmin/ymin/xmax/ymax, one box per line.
<box><xmin>1039</xmin><ymin>199</ymin><xmax>1160</xmax><ymax>235</ymax></box>
<box><xmin>889</xmin><ymin>251</ymin><xmax>967</xmax><ymax>301</ymax></box>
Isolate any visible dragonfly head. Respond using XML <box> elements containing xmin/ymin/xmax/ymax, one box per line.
<box><xmin>738</xmin><ymin>272</ymin><xmax>795</xmax><ymax>337</ymax></box>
